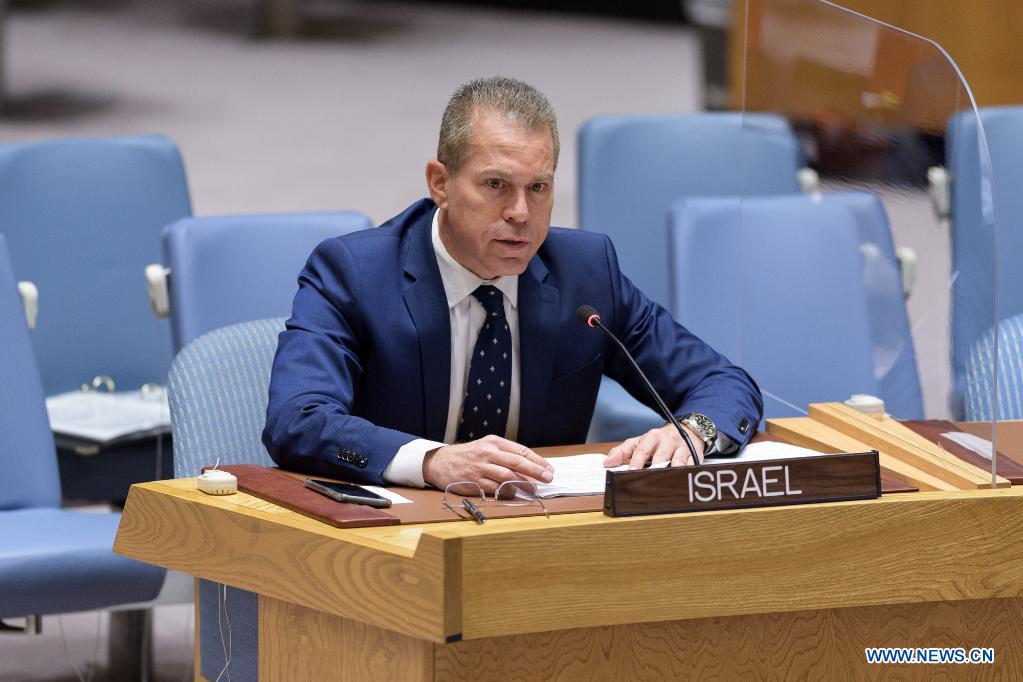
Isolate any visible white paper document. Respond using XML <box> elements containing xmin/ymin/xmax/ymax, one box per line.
<box><xmin>535</xmin><ymin>453</ymin><xmax>667</xmax><ymax>498</ymax></box>
<box><xmin>363</xmin><ymin>486</ymin><xmax>413</xmax><ymax>504</ymax></box>
<box><xmin>535</xmin><ymin>453</ymin><xmax>613</xmax><ymax>498</ymax></box>
<box><xmin>940</xmin><ymin>431</ymin><xmax>994</xmax><ymax>461</ymax></box>
<box><xmin>707</xmin><ymin>441</ymin><xmax>828</xmax><ymax>462</ymax></box>
<box><xmin>45</xmin><ymin>389</ymin><xmax>171</xmax><ymax>444</ymax></box>
<box><xmin>535</xmin><ymin>443</ymin><xmax>828</xmax><ymax>499</ymax></box>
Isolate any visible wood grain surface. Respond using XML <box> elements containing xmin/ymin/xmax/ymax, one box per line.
<box><xmin>799</xmin><ymin>0</ymin><xmax>1023</xmax><ymax>107</ymax></box>
<box><xmin>453</xmin><ymin>488</ymin><xmax>1023</xmax><ymax>639</ymax></box>
<box><xmin>766</xmin><ymin>417</ymin><xmax>956</xmax><ymax>491</ymax></box>
<box><xmin>114</xmin><ymin>480</ymin><xmax>455</xmax><ymax>642</ymax></box>
<box><xmin>116</xmin><ymin>479</ymin><xmax>1023</xmax><ymax>644</ymax></box>
<box><xmin>728</xmin><ymin>0</ymin><xmax>1023</xmax><ymax>118</ymax></box>
<box><xmin>436</xmin><ymin>597</ymin><xmax>1023</xmax><ymax>681</ymax></box>
<box><xmin>606</xmin><ymin>451</ymin><xmax>881</xmax><ymax>516</ymax></box>
<box><xmin>116</xmin><ymin>428</ymin><xmax>1023</xmax><ymax>673</ymax></box>
<box><xmin>903</xmin><ymin>420</ymin><xmax>1023</xmax><ymax>484</ymax></box>
<box><xmin>258</xmin><ymin>595</ymin><xmax>433</xmax><ymax>681</ymax></box>
<box><xmin>808</xmin><ymin>404</ymin><xmax>1008</xmax><ymax>489</ymax></box>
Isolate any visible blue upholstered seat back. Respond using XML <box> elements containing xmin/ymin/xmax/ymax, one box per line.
<box><xmin>669</xmin><ymin>195</ymin><xmax>879</xmax><ymax>419</ymax></box>
<box><xmin>825</xmin><ymin>191</ymin><xmax>923</xmax><ymax>419</ymax></box>
<box><xmin>0</xmin><ymin>234</ymin><xmax>167</xmax><ymax>615</ymax></box>
<box><xmin>0</xmin><ymin>135</ymin><xmax>191</xmax><ymax>394</ymax></box>
<box><xmin>168</xmin><ymin>318</ymin><xmax>285</xmax><ymax>478</ymax></box>
<box><xmin>965</xmin><ymin>313</ymin><xmax>1023</xmax><ymax>420</ymax></box>
<box><xmin>163</xmin><ymin>212</ymin><xmax>372</xmax><ymax>351</ymax></box>
<box><xmin>170</xmin><ymin>319</ymin><xmax>284</xmax><ymax>676</ymax></box>
<box><xmin>0</xmin><ymin>235</ymin><xmax>61</xmax><ymax>510</ymax></box>
<box><xmin>578</xmin><ymin>112</ymin><xmax>803</xmax><ymax>309</ymax></box>
<box><xmin>948</xmin><ymin>107</ymin><xmax>1023</xmax><ymax>415</ymax></box>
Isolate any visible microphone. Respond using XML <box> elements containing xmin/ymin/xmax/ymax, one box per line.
<box><xmin>576</xmin><ymin>305</ymin><xmax>701</xmax><ymax>465</ymax></box>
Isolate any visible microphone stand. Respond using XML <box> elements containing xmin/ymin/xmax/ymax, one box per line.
<box><xmin>579</xmin><ymin>306</ymin><xmax>701</xmax><ymax>466</ymax></box>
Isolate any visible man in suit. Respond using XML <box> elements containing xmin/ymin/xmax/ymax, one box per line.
<box><xmin>263</xmin><ymin>76</ymin><xmax>762</xmax><ymax>491</ymax></box>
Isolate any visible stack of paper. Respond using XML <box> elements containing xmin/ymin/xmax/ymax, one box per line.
<box><xmin>706</xmin><ymin>441</ymin><xmax>826</xmax><ymax>462</ymax></box>
<box><xmin>534</xmin><ymin>442</ymin><xmax>826</xmax><ymax>498</ymax></box>
<box><xmin>45</xmin><ymin>389</ymin><xmax>171</xmax><ymax>445</ymax></box>
<box><xmin>534</xmin><ymin>454</ymin><xmax>613</xmax><ymax>498</ymax></box>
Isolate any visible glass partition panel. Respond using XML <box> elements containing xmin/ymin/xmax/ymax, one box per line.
<box><xmin>729</xmin><ymin>0</ymin><xmax>1000</xmax><ymax>480</ymax></box>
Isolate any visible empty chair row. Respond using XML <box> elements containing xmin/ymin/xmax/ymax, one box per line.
<box><xmin>582</xmin><ymin>109</ymin><xmax>1023</xmax><ymax>435</ymax></box>
<box><xmin>0</xmin><ymin>135</ymin><xmax>373</xmax><ymax>503</ymax></box>
<box><xmin>933</xmin><ymin>106</ymin><xmax>1023</xmax><ymax>418</ymax></box>
<box><xmin>587</xmin><ymin>191</ymin><xmax>922</xmax><ymax>442</ymax></box>
<box><xmin>579</xmin><ymin>114</ymin><xmax>922</xmax><ymax>439</ymax></box>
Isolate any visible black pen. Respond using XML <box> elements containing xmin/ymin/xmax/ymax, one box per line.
<box><xmin>462</xmin><ymin>498</ymin><xmax>487</xmax><ymax>524</ymax></box>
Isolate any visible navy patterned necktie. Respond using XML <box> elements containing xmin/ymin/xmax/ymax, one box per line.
<box><xmin>457</xmin><ymin>285</ymin><xmax>511</xmax><ymax>442</ymax></box>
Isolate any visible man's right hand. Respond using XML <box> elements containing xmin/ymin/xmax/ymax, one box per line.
<box><xmin>422</xmin><ymin>435</ymin><xmax>554</xmax><ymax>493</ymax></box>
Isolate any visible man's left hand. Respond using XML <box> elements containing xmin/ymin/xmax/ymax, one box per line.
<box><xmin>603</xmin><ymin>423</ymin><xmax>705</xmax><ymax>469</ymax></box>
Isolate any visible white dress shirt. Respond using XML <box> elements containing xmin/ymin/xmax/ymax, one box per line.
<box><xmin>382</xmin><ymin>209</ymin><xmax>521</xmax><ymax>487</ymax></box>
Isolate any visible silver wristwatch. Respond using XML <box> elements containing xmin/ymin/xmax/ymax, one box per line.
<box><xmin>679</xmin><ymin>412</ymin><xmax>717</xmax><ymax>449</ymax></box>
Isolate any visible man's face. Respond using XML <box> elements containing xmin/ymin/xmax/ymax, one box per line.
<box><xmin>427</xmin><ymin>109</ymin><xmax>555</xmax><ymax>280</ymax></box>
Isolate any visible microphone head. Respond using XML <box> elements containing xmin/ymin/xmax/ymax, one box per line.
<box><xmin>576</xmin><ymin>305</ymin><xmax>601</xmax><ymax>328</ymax></box>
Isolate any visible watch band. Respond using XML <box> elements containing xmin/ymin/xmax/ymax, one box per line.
<box><xmin>679</xmin><ymin>412</ymin><xmax>717</xmax><ymax>448</ymax></box>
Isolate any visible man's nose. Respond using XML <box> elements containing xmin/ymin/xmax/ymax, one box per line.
<box><xmin>503</xmin><ymin>189</ymin><xmax>529</xmax><ymax>224</ymax></box>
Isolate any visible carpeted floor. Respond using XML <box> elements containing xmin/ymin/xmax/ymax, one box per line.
<box><xmin>0</xmin><ymin>605</ymin><xmax>193</xmax><ymax>682</ymax></box>
<box><xmin>0</xmin><ymin>0</ymin><xmax>701</xmax><ymax>228</ymax></box>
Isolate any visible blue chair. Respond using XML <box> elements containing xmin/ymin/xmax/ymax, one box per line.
<box><xmin>168</xmin><ymin>317</ymin><xmax>286</xmax><ymax>477</ymax></box>
<box><xmin>826</xmin><ymin>191</ymin><xmax>923</xmax><ymax>419</ymax></box>
<box><xmin>155</xmin><ymin>212</ymin><xmax>372</xmax><ymax>352</ymax></box>
<box><xmin>0</xmin><ymin>233</ymin><xmax>165</xmax><ymax>624</ymax></box>
<box><xmin>159</xmin><ymin>212</ymin><xmax>371</xmax><ymax>676</ymax></box>
<box><xmin>946</xmin><ymin>107</ymin><xmax>1023</xmax><ymax>417</ymax></box>
<box><xmin>964</xmin><ymin>313</ymin><xmax>1023</xmax><ymax>421</ymax></box>
<box><xmin>578</xmin><ymin>112</ymin><xmax>806</xmax><ymax>309</ymax></box>
<box><xmin>668</xmin><ymin>195</ymin><xmax>882</xmax><ymax>420</ymax></box>
<box><xmin>578</xmin><ymin>113</ymin><xmax>808</xmax><ymax>441</ymax></box>
<box><xmin>0</xmin><ymin>135</ymin><xmax>192</xmax><ymax>500</ymax></box>
<box><xmin>167</xmin><ymin>318</ymin><xmax>286</xmax><ymax>679</ymax></box>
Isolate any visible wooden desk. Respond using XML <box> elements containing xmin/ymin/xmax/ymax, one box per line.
<box><xmin>115</xmin><ymin>439</ymin><xmax>1023</xmax><ymax>680</ymax></box>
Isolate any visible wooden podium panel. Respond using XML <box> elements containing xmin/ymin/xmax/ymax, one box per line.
<box><xmin>114</xmin><ymin>435</ymin><xmax>1023</xmax><ymax>680</ymax></box>
<box><xmin>252</xmin><ymin>595</ymin><xmax>1023</xmax><ymax>681</ymax></box>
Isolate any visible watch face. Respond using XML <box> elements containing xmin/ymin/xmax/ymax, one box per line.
<box><xmin>685</xmin><ymin>413</ymin><xmax>716</xmax><ymax>442</ymax></box>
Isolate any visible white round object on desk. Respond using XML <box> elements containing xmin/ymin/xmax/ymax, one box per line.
<box><xmin>844</xmin><ymin>394</ymin><xmax>885</xmax><ymax>416</ymax></box>
<box><xmin>197</xmin><ymin>469</ymin><xmax>238</xmax><ymax>495</ymax></box>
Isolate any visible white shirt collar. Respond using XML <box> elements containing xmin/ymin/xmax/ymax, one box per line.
<box><xmin>431</xmin><ymin>208</ymin><xmax>519</xmax><ymax>309</ymax></box>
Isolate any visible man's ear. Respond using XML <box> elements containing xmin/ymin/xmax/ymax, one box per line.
<box><xmin>425</xmin><ymin>160</ymin><xmax>450</xmax><ymax>210</ymax></box>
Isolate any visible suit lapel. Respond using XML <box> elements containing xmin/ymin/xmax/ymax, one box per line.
<box><xmin>401</xmin><ymin>212</ymin><xmax>451</xmax><ymax>442</ymax></box>
<box><xmin>517</xmin><ymin>256</ymin><xmax>560</xmax><ymax>446</ymax></box>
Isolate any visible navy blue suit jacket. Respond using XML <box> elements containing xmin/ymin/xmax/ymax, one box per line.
<box><xmin>263</xmin><ymin>199</ymin><xmax>762</xmax><ymax>484</ymax></box>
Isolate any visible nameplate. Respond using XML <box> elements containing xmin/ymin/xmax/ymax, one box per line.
<box><xmin>603</xmin><ymin>451</ymin><xmax>881</xmax><ymax>517</ymax></box>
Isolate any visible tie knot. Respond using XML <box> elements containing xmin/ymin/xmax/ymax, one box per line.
<box><xmin>471</xmin><ymin>285</ymin><xmax>505</xmax><ymax>319</ymax></box>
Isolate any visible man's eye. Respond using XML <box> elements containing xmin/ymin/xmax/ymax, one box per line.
<box><xmin>487</xmin><ymin>179</ymin><xmax>504</xmax><ymax>189</ymax></box>
<box><xmin>529</xmin><ymin>183</ymin><xmax>548</xmax><ymax>192</ymax></box>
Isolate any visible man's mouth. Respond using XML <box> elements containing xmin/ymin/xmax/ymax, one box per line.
<box><xmin>496</xmin><ymin>238</ymin><xmax>529</xmax><ymax>249</ymax></box>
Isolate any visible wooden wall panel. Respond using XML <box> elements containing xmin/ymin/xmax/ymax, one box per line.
<box><xmin>729</xmin><ymin>0</ymin><xmax>1023</xmax><ymax>118</ymax></box>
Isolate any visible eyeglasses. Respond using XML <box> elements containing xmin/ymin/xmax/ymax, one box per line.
<box><xmin>442</xmin><ymin>480</ymin><xmax>549</xmax><ymax>522</ymax></box>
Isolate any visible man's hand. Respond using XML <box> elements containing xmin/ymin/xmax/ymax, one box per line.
<box><xmin>604</xmin><ymin>423</ymin><xmax>705</xmax><ymax>469</ymax></box>
<box><xmin>423</xmin><ymin>435</ymin><xmax>555</xmax><ymax>493</ymax></box>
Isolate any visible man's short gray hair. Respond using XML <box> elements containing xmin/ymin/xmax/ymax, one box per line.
<box><xmin>437</xmin><ymin>76</ymin><xmax>559</xmax><ymax>173</ymax></box>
